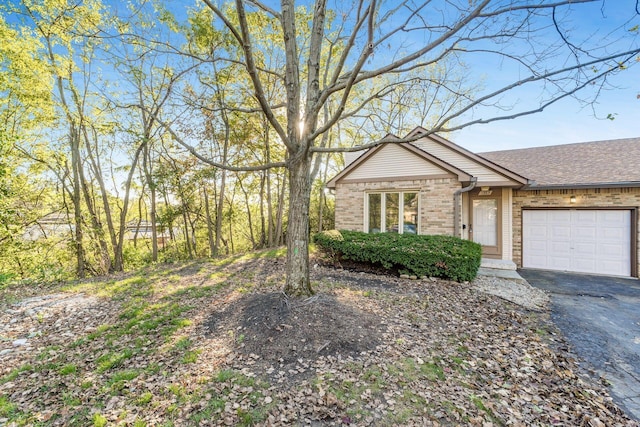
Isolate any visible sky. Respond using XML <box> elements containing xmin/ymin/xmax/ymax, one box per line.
<box><xmin>8</xmin><ymin>0</ymin><xmax>636</xmax><ymax>157</ymax></box>
<box><xmin>97</xmin><ymin>0</ymin><xmax>638</xmax><ymax>156</ymax></box>
<box><xmin>454</xmin><ymin>69</ymin><xmax>640</xmax><ymax>153</ymax></box>
<box><xmin>452</xmin><ymin>1</ymin><xmax>640</xmax><ymax>153</ymax></box>
<box><xmin>150</xmin><ymin>0</ymin><xmax>638</xmax><ymax>155</ymax></box>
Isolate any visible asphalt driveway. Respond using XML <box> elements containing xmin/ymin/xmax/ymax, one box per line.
<box><xmin>520</xmin><ymin>269</ymin><xmax>640</xmax><ymax>421</ymax></box>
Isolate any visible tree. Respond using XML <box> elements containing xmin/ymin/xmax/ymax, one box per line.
<box><xmin>142</xmin><ymin>0</ymin><xmax>640</xmax><ymax>296</ymax></box>
<box><xmin>6</xmin><ymin>0</ymin><xmax>113</xmax><ymax>277</ymax></box>
<box><xmin>4</xmin><ymin>0</ymin><xmax>637</xmax><ymax>290</ymax></box>
<box><xmin>0</xmin><ymin>11</ymin><xmax>57</xmax><ymax>279</ymax></box>
<box><xmin>151</xmin><ymin>0</ymin><xmax>635</xmax><ymax>296</ymax></box>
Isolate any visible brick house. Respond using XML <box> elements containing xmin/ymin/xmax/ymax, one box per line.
<box><xmin>326</xmin><ymin>127</ymin><xmax>640</xmax><ymax>278</ymax></box>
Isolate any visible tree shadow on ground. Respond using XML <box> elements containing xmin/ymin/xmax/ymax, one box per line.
<box><xmin>205</xmin><ymin>290</ymin><xmax>384</xmax><ymax>378</ymax></box>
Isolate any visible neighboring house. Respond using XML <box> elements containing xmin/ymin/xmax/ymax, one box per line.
<box><xmin>327</xmin><ymin>127</ymin><xmax>640</xmax><ymax>278</ymax></box>
<box><xmin>22</xmin><ymin>213</ymin><xmax>75</xmax><ymax>241</ymax></box>
<box><xmin>125</xmin><ymin>220</ymin><xmax>174</xmax><ymax>246</ymax></box>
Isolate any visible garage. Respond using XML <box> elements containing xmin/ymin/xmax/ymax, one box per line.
<box><xmin>522</xmin><ymin>209</ymin><xmax>632</xmax><ymax>277</ymax></box>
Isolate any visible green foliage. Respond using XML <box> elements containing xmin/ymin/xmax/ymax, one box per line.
<box><xmin>314</xmin><ymin>230</ymin><xmax>481</xmax><ymax>282</ymax></box>
<box><xmin>58</xmin><ymin>364</ymin><xmax>77</xmax><ymax>375</ymax></box>
<box><xmin>122</xmin><ymin>244</ymin><xmax>154</xmax><ymax>270</ymax></box>
<box><xmin>0</xmin><ymin>14</ymin><xmax>54</xmax><ymax>128</ymax></box>
<box><xmin>93</xmin><ymin>413</ymin><xmax>108</xmax><ymax>427</ymax></box>
<box><xmin>315</xmin><ymin>229</ymin><xmax>343</xmax><ymax>242</ymax></box>
<box><xmin>0</xmin><ymin>272</ymin><xmax>15</xmax><ymax>289</ymax></box>
<box><xmin>0</xmin><ymin>395</ymin><xmax>17</xmax><ymax>417</ymax></box>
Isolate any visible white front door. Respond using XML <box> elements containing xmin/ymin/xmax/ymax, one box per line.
<box><xmin>471</xmin><ymin>195</ymin><xmax>501</xmax><ymax>257</ymax></box>
<box><xmin>522</xmin><ymin>209</ymin><xmax>631</xmax><ymax>276</ymax></box>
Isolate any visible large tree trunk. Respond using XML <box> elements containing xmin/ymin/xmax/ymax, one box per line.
<box><xmin>114</xmin><ymin>144</ymin><xmax>144</xmax><ymax>270</ymax></box>
<box><xmin>284</xmin><ymin>154</ymin><xmax>313</xmax><ymax>296</ymax></box>
<box><xmin>274</xmin><ymin>174</ymin><xmax>287</xmax><ymax>246</ymax></box>
<box><xmin>70</xmin><ymin>128</ymin><xmax>85</xmax><ymax>278</ymax></box>
<box><xmin>203</xmin><ymin>181</ymin><xmax>216</xmax><ymax>257</ymax></box>
<box><xmin>213</xmin><ymin>118</ymin><xmax>230</xmax><ymax>255</ymax></box>
<box><xmin>83</xmin><ymin>126</ymin><xmax>117</xmax><ymax>272</ymax></box>
<box><xmin>142</xmin><ymin>142</ymin><xmax>158</xmax><ymax>261</ymax></box>
<box><xmin>78</xmin><ymin>152</ymin><xmax>111</xmax><ymax>275</ymax></box>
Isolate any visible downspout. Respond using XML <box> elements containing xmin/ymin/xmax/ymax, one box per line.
<box><xmin>454</xmin><ymin>177</ymin><xmax>477</xmax><ymax>238</ymax></box>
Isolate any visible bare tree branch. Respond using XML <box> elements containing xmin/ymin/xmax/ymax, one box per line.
<box><xmin>315</xmin><ymin>0</ymin><xmax>491</xmax><ymax>128</ymax></box>
<box><xmin>201</xmin><ymin>0</ymin><xmax>244</xmax><ymax>45</ymax></box>
<box><xmin>244</xmin><ymin>0</ymin><xmax>281</xmax><ymax>19</ymax></box>
<box><xmin>436</xmin><ymin>49</ymin><xmax>639</xmax><ymax>130</ymax></box>
<box><xmin>310</xmin><ymin>0</ymin><xmax>377</xmax><ymax>140</ymax></box>
<box><xmin>311</xmin><ymin>49</ymin><xmax>638</xmax><ymax>154</ymax></box>
<box><xmin>230</xmin><ymin>0</ymin><xmax>292</xmax><ymax>149</ymax></box>
<box><xmin>280</xmin><ymin>0</ymin><xmax>301</xmax><ymax>151</ymax></box>
<box><xmin>326</xmin><ymin>0</ymin><xmax>369</xmax><ymax>88</ymax></box>
<box><xmin>153</xmin><ymin>113</ymin><xmax>287</xmax><ymax>171</ymax></box>
<box><xmin>478</xmin><ymin>0</ymin><xmax>596</xmax><ymax>18</ymax></box>
<box><xmin>303</xmin><ymin>0</ymin><xmax>328</xmax><ymax>142</ymax></box>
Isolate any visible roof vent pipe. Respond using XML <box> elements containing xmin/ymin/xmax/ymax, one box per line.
<box><xmin>453</xmin><ymin>177</ymin><xmax>477</xmax><ymax>238</ymax></box>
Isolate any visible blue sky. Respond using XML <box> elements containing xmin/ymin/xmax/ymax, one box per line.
<box><xmin>113</xmin><ymin>0</ymin><xmax>638</xmax><ymax>155</ymax></box>
<box><xmin>452</xmin><ymin>1</ymin><xmax>640</xmax><ymax>152</ymax></box>
<box><xmin>454</xmin><ymin>75</ymin><xmax>639</xmax><ymax>152</ymax></box>
<box><xmin>21</xmin><ymin>0</ymin><xmax>633</xmax><ymax>155</ymax></box>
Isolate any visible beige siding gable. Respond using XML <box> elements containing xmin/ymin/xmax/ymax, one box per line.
<box><xmin>413</xmin><ymin>137</ymin><xmax>517</xmax><ymax>184</ymax></box>
<box><xmin>344</xmin><ymin>143</ymin><xmax>448</xmax><ymax>181</ymax></box>
<box><xmin>344</xmin><ymin>151</ymin><xmax>362</xmax><ymax>167</ymax></box>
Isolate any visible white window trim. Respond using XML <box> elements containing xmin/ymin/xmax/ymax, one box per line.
<box><xmin>364</xmin><ymin>190</ymin><xmax>420</xmax><ymax>234</ymax></box>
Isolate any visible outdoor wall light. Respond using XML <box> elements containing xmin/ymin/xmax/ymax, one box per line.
<box><xmin>570</xmin><ymin>195</ymin><xmax>577</xmax><ymax>203</ymax></box>
<box><xmin>478</xmin><ymin>186</ymin><xmax>492</xmax><ymax>196</ymax></box>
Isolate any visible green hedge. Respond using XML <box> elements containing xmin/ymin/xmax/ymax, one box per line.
<box><xmin>313</xmin><ymin>230</ymin><xmax>481</xmax><ymax>282</ymax></box>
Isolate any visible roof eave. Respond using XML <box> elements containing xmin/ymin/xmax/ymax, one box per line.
<box><xmin>520</xmin><ymin>181</ymin><xmax>640</xmax><ymax>190</ymax></box>
<box><xmin>409</xmin><ymin>129</ymin><xmax>530</xmax><ymax>185</ymax></box>
<box><xmin>325</xmin><ymin>133</ymin><xmax>403</xmax><ymax>189</ymax></box>
<box><xmin>326</xmin><ymin>139</ymin><xmax>473</xmax><ymax>188</ymax></box>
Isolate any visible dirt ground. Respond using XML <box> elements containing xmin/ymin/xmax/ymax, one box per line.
<box><xmin>1</xmin><ymin>255</ymin><xmax>637</xmax><ymax>426</ymax></box>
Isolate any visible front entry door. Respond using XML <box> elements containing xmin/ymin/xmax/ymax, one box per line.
<box><xmin>470</xmin><ymin>192</ymin><xmax>502</xmax><ymax>258</ymax></box>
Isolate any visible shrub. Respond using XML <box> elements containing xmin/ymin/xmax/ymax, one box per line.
<box><xmin>0</xmin><ymin>272</ymin><xmax>16</xmax><ymax>289</ymax></box>
<box><xmin>314</xmin><ymin>230</ymin><xmax>481</xmax><ymax>282</ymax></box>
<box><xmin>315</xmin><ymin>229</ymin><xmax>344</xmax><ymax>242</ymax></box>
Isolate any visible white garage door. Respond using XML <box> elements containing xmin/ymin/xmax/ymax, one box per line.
<box><xmin>523</xmin><ymin>209</ymin><xmax>631</xmax><ymax>276</ymax></box>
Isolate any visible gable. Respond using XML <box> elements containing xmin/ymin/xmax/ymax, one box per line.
<box><xmin>342</xmin><ymin>143</ymin><xmax>450</xmax><ymax>181</ymax></box>
<box><xmin>409</xmin><ymin>133</ymin><xmax>527</xmax><ymax>186</ymax></box>
<box><xmin>326</xmin><ymin>129</ymin><xmax>527</xmax><ymax>189</ymax></box>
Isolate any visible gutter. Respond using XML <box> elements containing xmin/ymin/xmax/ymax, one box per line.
<box><xmin>453</xmin><ymin>177</ymin><xmax>477</xmax><ymax>238</ymax></box>
<box><xmin>520</xmin><ymin>181</ymin><xmax>640</xmax><ymax>190</ymax></box>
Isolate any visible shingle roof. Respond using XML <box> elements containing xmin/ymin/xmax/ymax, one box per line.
<box><xmin>479</xmin><ymin>137</ymin><xmax>640</xmax><ymax>187</ymax></box>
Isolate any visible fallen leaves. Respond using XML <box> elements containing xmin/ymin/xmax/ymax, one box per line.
<box><xmin>0</xmin><ymin>257</ymin><xmax>637</xmax><ymax>426</ymax></box>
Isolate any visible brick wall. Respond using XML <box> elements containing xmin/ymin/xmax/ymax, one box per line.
<box><xmin>512</xmin><ymin>187</ymin><xmax>640</xmax><ymax>275</ymax></box>
<box><xmin>334</xmin><ymin>178</ymin><xmax>460</xmax><ymax>235</ymax></box>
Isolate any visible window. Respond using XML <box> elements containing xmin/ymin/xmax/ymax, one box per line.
<box><xmin>368</xmin><ymin>194</ymin><xmax>381</xmax><ymax>233</ymax></box>
<box><xmin>367</xmin><ymin>191</ymin><xmax>418</xmax><ymax>234</ymax></box>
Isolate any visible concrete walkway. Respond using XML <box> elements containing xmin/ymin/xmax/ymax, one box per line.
<box><xmin>478</xmin><ymin>258</ymin><xmax>527</xmax><ymax>283</ymax></box>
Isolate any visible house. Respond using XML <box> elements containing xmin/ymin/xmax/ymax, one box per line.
<box><xmin>125</xmin><ymin>220</ymin><xmax>174</xmax><ymax>246</ymax></box>
<box><xmin>326</xmin><ymin>127</ymin><xmax>640</xmax><ymax>278</ymax></box>
<box><xmin>22</xmin><ymin>212</ymin><xmax>75</xmax><ymax>241</ymax></box>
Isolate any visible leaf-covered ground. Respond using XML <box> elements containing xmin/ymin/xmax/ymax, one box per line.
<box><xmin>0</xmin><ymin>250</ymin><xmax>637</xmax><ymax>426</ymax></box>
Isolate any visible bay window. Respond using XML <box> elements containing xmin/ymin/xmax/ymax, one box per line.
<box><xmin>367</xmin><ymin>191</ymin><xmax>418</xmax><ymax>234</ymax></box>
